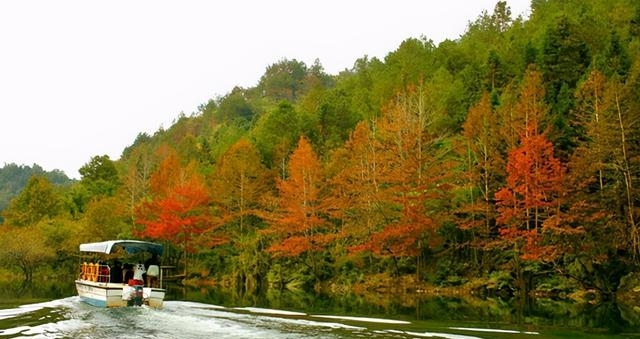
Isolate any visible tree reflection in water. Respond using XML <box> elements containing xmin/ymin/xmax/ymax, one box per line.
<box><xmin>3</xmin><ymin>282</ymin><xmax>638</xmax><ymax>335</ymax></box>
<box><xmin>169</xmin><ymin>285</ymin><xmax>640</xmax><ymax>335</ymax></box>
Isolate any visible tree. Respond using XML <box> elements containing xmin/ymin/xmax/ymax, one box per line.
<box><xmin>252</xmin><ymin>101</ymin><xmax>301</xmax><ymax>170</ymax></box>
<box><xmin>539</xmin><ymin>16</ymin><xmax>590</xmax><ymax>154</ymax></box>
<box><xmin>266</xmin><ymin>136</ymin><xmax>329</xmax><ymax>257</ymax></box>
<box><xmin>259</xmin><ymin>58</ymin><xmax>308</xmax><ymax>101</ymax></box>
<box><xmin>486</xmin><ymin>65</ymin><xmax>568</xmax><ymax>294</ymax></box>
<box><xmin>136</xmin><ymin>147</ymin><xmax>216</xmax><ymax>274</ymax></box>
<box><xmin>560</xmin><ymin>69</ymin><xmax>624</xmax><ymax>294</ymax></box>
<box><xmin>315</xmin><ymin>88</ymin><xmax>362</xmax><ymax>152</ymax></box>
<box><xmin>327</xmin><ymin>121</ymin><xmax>387</xmax><ymax>243</ymax></box>
<box><xmin>570</xmin><ymin>66</ymin><xmax>640</xmax><ymax>263</ymax></box>
<box><xmin>600</xmin><ymin>31</ymin><xmax>631</xmax><ymax>78</ymax></box>
<box><xmin>494</xmin><ymin>69</ymin><xmax>566</xmax><ymax>262</ymax></box>
<box><xmin>0</xmin><ymin>163</ymin><xmax>72</xmax><ymax>224</ymax></box>
<box><xmin>346</xmin><ymin>87</ymin><xmax>453</xmax><ymax>275</ymax></box>
<box><xmin>384</xmin><ymin>37</ymin><xmax>436</xmax><ymax>89</ymax></box>
<box><xmin>458</xmin><ymin>92</ymin><xmax>505</xmax><ymax>266</ymax></box>
<box><xmin>81</xmin><ymin>196</ymin><xmax>130</xmax><ymax>241</ymax></box>
<box><xmin>2</xmin><ymin>175</ymin><xmax>62</xmax><ymax>226</ymax></box>
<box><xmin>121</xmin><ymin>147</ymin><xmax>154</xmax><ymax>227</ymax></box>
<box><xmin>493</xmin><ymin>123</ymin><xmax>566</xmax><ymax>294</ymax></box>
<box><xmin>0</xmin><ymin>225</ymin><xmax>55</xmax><ymax>283</ymax></box>
<box><xmin>209</xmin><ymin>140</ymin><xmax>273</xmax><ymax>291</ymax></box>
<box><xmin>540</xmin><ymin>16</ymin><xmax>590</xmax><ymax>98</ymax></box>
<box><xmin>211</xmin><ymin>138</ymin><xmax>272</xmax><ymax>233</ymax></box>
<box><xmin>495</xmin><ymin>128</ymin><xmax>565</xmax><ymax>245</ymax></box>
<box><xmin>79</xmin><ymin>155</ymin><xmax>121</xmax><ymax>198</ymax></box>
<box><xmin>215</xmin><ymin>86</ymin><xmax>256</xmax><ymax>123</ymax></box>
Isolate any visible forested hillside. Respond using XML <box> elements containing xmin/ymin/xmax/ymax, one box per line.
<box><xmin>3</xmin><ymin>0</ymin><xmax>640</xmax><ymax>298</ymax></box>
<box><xmin>0</xmin><ymin>163</ymin><xmax>72</xmax><ymax>223</ymax></box>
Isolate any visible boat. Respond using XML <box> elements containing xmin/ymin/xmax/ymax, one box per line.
<box><xmin>75</xmin><ymin>240</ymin><xmax>166</xmax><ymax>308</ymax></box>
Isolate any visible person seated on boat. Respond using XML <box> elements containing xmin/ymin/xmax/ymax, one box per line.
<box><xmin>110</xmin><ymin>260</ymin><xmax>123</xmax><ymax>283</ymax></box>
<box><xmin>123</xmin><ymin>263</ymin><xmax>134</xmax><ymax>283</ymax></box>
<box><xmin>144</xmin><ymin>253</ymin><xmax>160</xmax><ymax>270</ymax></box>
<box><xmin>144</xmin><ymin>253</ymin><xmax>160</xmax><ymax>286</ymax></box>
<box><xmin>129</xmin><ymin>263</ymin><xmax>145</xmax><ymax>286</ymax></box>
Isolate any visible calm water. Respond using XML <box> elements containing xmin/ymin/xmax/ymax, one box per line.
<box><xmin>1</xmin><ymin>285</ymin><xmax>639</xmax><ymax>338</ymax></box>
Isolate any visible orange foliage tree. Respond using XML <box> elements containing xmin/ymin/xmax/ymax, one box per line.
<box><xmin>568</xmin><ymin>68</ymin><xmax>640</xmax><ymax>264</ymax></box>
<box><xmin>326</xmin><ymin>121</ymin><xmax>389</xmax><ymax>245</ymax></box>
<box><xmin>494</xmin><ymin>69</ymin><xmax>566</xmax><ymax>262</ymax></box>
<box><xmin>495</xmin><ymin>127</ymin><xmax>566</xmax><ymax>260</ymax></box>
<box><xmin>135</xmin><ymin>146</ymin><xmax>216</xmax><ymax>255</ymax></box>
<box><xmin>266</xmin><ymin>136</ymin><xmax>330</xmax><ymax>257</ymax></box>
<box><xmin>459</xmin><ymin>92</ymin><xmax>505</xmax><ymax>252</ymax></box>
<box><xmin>344</xmin><ymin>87</ymin><xmax>452</xmax><ymax>270</ymax></box>
<box><xmin>211</xmin><ymin>138</ymin><xmax>272</xmax><ymax>233</ymax></box>
<box><xmin>559</xmin><ymin>69</ymin><xmax>609</xmax><ymax>260</ymax></box>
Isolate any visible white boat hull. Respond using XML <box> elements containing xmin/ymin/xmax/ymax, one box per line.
<box><xmin>75</xmin><ymin>280</ymin><xmax>165</xmax><ymax>308</ymax></box>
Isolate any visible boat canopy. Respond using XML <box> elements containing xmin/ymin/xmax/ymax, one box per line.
<box><xmin>79</xmin><ymin>240</ymin><xmax>163</xmax><ymax>255</ymax></box>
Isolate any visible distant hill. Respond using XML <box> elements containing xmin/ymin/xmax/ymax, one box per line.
<box><xmin>0</xmin><ymin>163</ymin><xmax>75</xmax><ymax>218</ymax></box>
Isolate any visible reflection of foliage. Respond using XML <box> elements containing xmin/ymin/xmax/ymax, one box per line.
<box><xmin>175</xmin><ymin>284</ymin><xmax>640</xmax><ymax>334</ymax></box>
<box><xmin>573</xmin><ymin>302</ymin><xmax>628</xmax><ymax>335</ymax></box>
<box><xmin>468</xmin><ymin>270</ymin><xmax>513</xmax><ymax>295</ymax></box>
<box><xmin>618</xmin><ymin>303</ymin><xmax>640</xmax><ymax>330</ymax></box>
<box><xmin>266</xmin><ymin>259</ymin><xmax>317</xmax><ymax>292</ymax></box>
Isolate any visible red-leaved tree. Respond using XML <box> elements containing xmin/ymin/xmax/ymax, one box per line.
<box><xmin>135</xmin><ymin>146</ymin><xmax>216</xmax><ymax>271</ymax></box>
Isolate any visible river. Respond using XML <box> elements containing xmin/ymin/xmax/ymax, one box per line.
<box><xmin>1</xmin><ymin>285</ymin><xmax>639</xmax><ymax>339</ymax></box>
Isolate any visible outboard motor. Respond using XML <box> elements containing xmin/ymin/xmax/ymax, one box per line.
<box><xmin>125</xmin><ymin>281</ymin><xmax>145</xmax><ymax>306</ymax></box>
<box><xmin>125</xmin><ymin>264</ymin><xmax>147</xmax><ymax>306</ymax></box>
<box><xmin>133</xmin><ymin>285</ymin><xmax>143</xmax><ymax>306</ymax></box>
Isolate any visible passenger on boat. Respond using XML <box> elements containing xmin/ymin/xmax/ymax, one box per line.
<box><xmin>110</xmin><ymin>260</ymin><xmax>123</xmax><ymax>283</ymax></box>
<box><xmin>145</xmin><ymin>253</ymin><xmax>160</xmax><ymax>268</ymax></box>
<box><xmin>123</xmin><ymin>263</ymin><xmax>134</xmax><ymax>283</ymax></box>
<box><xmin>129</xmin><ymin>263</ymin><xmax>145</xmax><ymax>286</ymax></box>
<box><xmin>144</xmin><ymin>253</ymin><xmax>160</xmax><ymax>287</ymax></box>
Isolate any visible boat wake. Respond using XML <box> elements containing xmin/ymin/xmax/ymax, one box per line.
<box><xmin>0</xmin><ymin>297</ymin><xmax>539</xmax><ymax>339</ymax></box>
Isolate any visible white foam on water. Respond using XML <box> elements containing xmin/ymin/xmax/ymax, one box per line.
<box><xmin>0</xmin><ymin>305</ymin><xmax>44</xmax><ymax>320</ymax></box>
<box><xmin>163</xmin><ymin>301</ymin><xmax>251</xmax><ymax>320</ymax></box>
<box><xmin>156</xmin><ymin>301</ymin><xmax>369</xmax><ymax>338</ymax></box>
<box><xmin>403</xmin><ymin>330</ymin><xmax>483</xmax><ymax>339</ymax></box>
<box><xmin>0</xmin><ymin>325</ymin><xmax>31</xmax><ymax>336</ymax></box>
<box><xmin>249</xmin><ymin>313</ymin><xmax>366</xmax><ymax>331</ymax></box>
<box><xmin>449</xmin><ymin>327</ymin><xmax>540</xmax><ymax>335</ymax></box>
<box><xmin>144</xmin><ymin>303</ymin><xmax>352</xmax><ymax>339</ymax></box>
<box><xmin>146</xmin><ymin>309</ymin><xmax>278</xmax><ymax>339</ymax></box>
<box><xmin>164</xmin><ymin>300</ymin><xmax>226</xmax><ymax>310</ymax></box>
<box><xmin>7</xmin><ymin>298</ymin><xmax>546</xmax><ymax>339</ymax></box>
<box><xmin>10</xmin><ymin>319</ymin><xmax>91</xmax><ymax>338</ymax></box>
<box><xmin>233</xmin><ymin>307</ymin><xmax>307</xmax><ymax>316</ymax></box>
<box><xmin>0</xmin><ymin>299</ymin><xmax>92</xmax><ymax>339</ymax></box>
<box><xmin>311</xmin><ymin>314</ymin><xmax>411</xmax><ymax>324</ymax></box>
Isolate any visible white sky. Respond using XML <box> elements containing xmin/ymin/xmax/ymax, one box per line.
<box><xmin>0</xmin><ymin>0</ymin><xmax>530</xmax><ymax>179</ymax></box>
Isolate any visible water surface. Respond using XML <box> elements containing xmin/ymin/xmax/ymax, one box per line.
<box><xmin>0</xmin><ymin>296</ymin><xmax>637</xmax><ymax>339</ymax></box>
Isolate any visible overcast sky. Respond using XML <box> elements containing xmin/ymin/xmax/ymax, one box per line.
<box><xmin>0</xmin><ymin>0</ymin><xmax>530</xmax><ymax>179</ymax></box>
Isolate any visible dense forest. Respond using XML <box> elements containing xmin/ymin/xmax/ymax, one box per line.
<box><xmin>0</xmin><ymin>164</ymin><xmax>73</xmax><ymax>224</ymax></box>
<box><xmin>2</xmin><ymin>0</ymin><xmax>640</xmax><ymax>300</ymax></box>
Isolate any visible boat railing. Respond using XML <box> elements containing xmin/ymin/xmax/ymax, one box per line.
<box><xmin>80</xmin><ymin>262</ymin><xmax>111</xmax><ymax>282</ymax></box>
